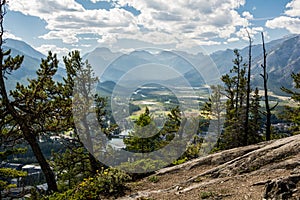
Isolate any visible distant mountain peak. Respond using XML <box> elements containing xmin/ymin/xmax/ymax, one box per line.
<box><xmin>94</xmin><ymin>47</ymin><xmax>113</xmax><ymax>53</ymax></box>
<box><xmin>3</xmin><ymin>38</ymin><xmax>45</xmax><ymax>60</ymax></box>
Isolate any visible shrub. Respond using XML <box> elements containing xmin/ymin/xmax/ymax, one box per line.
<box><xmin>147</xmin><ymin>175</ymin><xmax>159</xmax><ymax>183</ymax></box>
<box><xmin>118</xmin><ymin>158</ymin><xmax>168</xmax><ymax>174</ymax></box>
<box><xmin>45</xmin><ymin>168</ymin><xmax>131</xmax><ymax>200</ymax></box>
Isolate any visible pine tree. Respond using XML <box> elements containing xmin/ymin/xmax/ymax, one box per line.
<box><xmin>124</xmin><ymin>107</ymin><xmax>161</xmax><ymax>154</ymax></box>
<box><xmin>248</xmin><ymin>88</ymin><xmax>262</xmax><ymax>144</ymax></box>
<box><xmin>51</xmin><ymin>146</ymin><xmax>91</xmax><ymax>191</ymax></box>
<box><xmin>220</xmin><ymin>49</ymin><xmax>263</xmax><ymax>149</ymax></box>
<box><xmin>56</xmin><ymin>51</ymin><xmax>114</xmax><ymax>177</ymax></box>
<box><xmin>207</xmin><ymin>85</ymin><xmax>225</xmax><ymax>136</ymax></box>
<box><xmin>160</xmin><ymin>106</ymin><xmax>181</xmax><ymax>142</ymax></box>
<box><xmin>0</xmin><ymin>50</ymin><xmax>62</xmax><ymax>192</ymax></box>
<box><xmin>221</xmin><ymin>50</ymin><xmax>247</xmax><ymax>149</ymax></box>
<box><xmin>281</xmin><ymin>72</ymin><xmax>300</xmax><ymax>135</ymax></box>
<box><xmin>0</xmin><ymin>127</ymin><xmax>27</xmax><ymax>196</ymax></box>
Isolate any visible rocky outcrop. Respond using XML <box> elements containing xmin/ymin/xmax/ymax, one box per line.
<box><xmin>122</xmin><ymin>134</ymin><xmax>300</xmax><ymax>200</ymax></box>
<box><xmin>263</xmin><ymin>172</ymin><xmax>300</xmax><ymax>199</ymax></box>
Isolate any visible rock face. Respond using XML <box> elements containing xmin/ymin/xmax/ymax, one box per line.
<box><xmin>121</xmin><ymin>134</ymin><xmax>300</xmax><ymax>200</ymax></box>
<box><xmin>264</xmin><ymin>174</ymin><xmax>300</xmax><ymax>200</ymax></box>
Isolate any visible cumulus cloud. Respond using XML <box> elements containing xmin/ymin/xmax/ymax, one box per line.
<box><xmin>3</xmin><ymin>31</ymin><xmax>22</xmax><ymax>40</ymax></box>
<box><xmin>35</xmin><ymin>44</ymin><xmax>71</xmax><ymax>57</ymax></box>
<box><xmin>236</xmin><ymin>26</ymin><xmax>265</xmax><ymax>41</ymax></box>
<box><xmin>227</xmin><ymin>37</ymin><xmax>240</xmax><ymax>42</ymax></box>
<box><xmin>285</xmin><ymin>0</ymin><xmax>300</xmax><ymax>17</ymax></box>
<box><xmin>266</xmin><ymin>0</ymin><xmax>300</xmax><ymax>34</ymax></box>
<box><xmin>8</xmin><ymin>0</ymin><xmax>257</xmax><ymax>50</ymax></box>
<box><xmin>242</xmin><ymin>11</ymin><xmax>254</xmax><ymax>20</ymax></box>
<box><xmin>267</xmin><ymin>16</ymin><xmax>300</xmax><ymax>34</ymax></box>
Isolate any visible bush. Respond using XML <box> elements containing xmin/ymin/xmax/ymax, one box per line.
<box><xmin>45</xmin><ymin>168</ymin><xmax>131</xmax><ymax>200</ymax></box>
<box><xmin>118</xmin><ymin>158</ymin><xmax>167</xmax><ymax>174</ymax></box>
<box><xmin>147</xmin><ymin>175</ymin><xmax>159</xmax><ymax>183</ymax></box>
<box><xmin>172</xmin><ymin>157</ymin><xmax>187</xmax><ymax>165</ymax></box>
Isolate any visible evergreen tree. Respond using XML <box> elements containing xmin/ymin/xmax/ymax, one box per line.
<box><xmin>51</xmin><ymin>146</ymin><xmax>91</xmax><ymax>191</ymax></box>
<box><xmin>124</xmin><ymin>107</ymin><xmax>161</xmax><ymax>154</ymax></box>
<box><xmin>220</xmin><ymin>50</ymin><xmax>261</xmax><ymax>149</ymax></box>
<box><xmin>202</xmin><ymin>85</ymin><xmax>226</xmax><ymax>149</ymax></box>
<box><xmin>160</xmin><ymin>106</ymin><xmax>181</xmax><ymax>142</ymax></box>
<box><xmin>52</xmin><ymin>51</ymin><xmax>113</xmax><ymax>185</ymax></box>
<box><xmin>0</xmin><ymin>50</ymin><xmax>62</xmax><ymax>191</ymax></box>
<box><xmin>63</xmin><ymin>50</ymin><xmax>104</xmax><ymax>174</ymax></box>
<box><xmin>248</xmin><ymin>88</ymin><xmax>262</xmax><ymax>144</ymax></box>
<box><xmin>281</xmin><ymin>72</ymin><xmax>300</xmax><ymax>135</ymax></box>
<box><xmin>0</xmin><ymin>128</ymin><xmax>27</xmax><ymax>197</ymax></box>
<box><xmin>221</xmin><ymin>50</ymin><xmax>247</xmax><ymax>148</ymax></box>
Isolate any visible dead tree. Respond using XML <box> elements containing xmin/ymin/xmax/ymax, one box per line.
<box><xmin>260</xmin><ymin>32</ymin><xmax>277</xmax><ymax>141</ymax></box>
<box><xmin>244</xmin><ymin>30</ymin><xmax>252</xmax><ymax>145</ymax></box>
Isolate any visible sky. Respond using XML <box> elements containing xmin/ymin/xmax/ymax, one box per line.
<box><xmin>3</xmin><ymin>0</ymin><xmax>300</xmax><ymax>58</ymax></box>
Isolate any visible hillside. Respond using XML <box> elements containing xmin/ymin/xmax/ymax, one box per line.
<box><xmin>121</xmin><ymin>134</ymin><xmax>300</xmax><ymax>200</ymax></box>
<box><xmin>3</xmin><ymin>39</ymin><xmax>65</xmax><ymax>91</ymax></box>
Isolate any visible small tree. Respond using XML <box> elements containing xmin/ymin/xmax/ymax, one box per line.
<box><xmin>221</xmin><ymin>50</ymin><xmax>247</xmax><ymax>149</ymax></box>
<box><xmin>0</xmin><ymin>127</ymin><xmax>27</xmax><ymax>196</ymax></box>
<box><xmin>64</xmin><ymin>51</ymin><xmax>105</xmax><ymax>174</ymax></box>
<box><xmin>281</xmin><ymin>72</ymin><xmax>300</xmax><ymax>135</ymax></box>
<box><xmin>124</xmin><ymin>107</ymin><xmax>161</xmax><ymax>154</ymax></box>
<box><xmin>51</xmin><ymin>147</ymin><xmax>91</xmax><ymax>191</ymax></box>
<box><xmin>248</xmin><ymin>88</ymin><xmax>262</xmax><ymax>144</ymax></box>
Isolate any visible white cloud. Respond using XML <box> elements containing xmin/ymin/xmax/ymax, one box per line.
<box><xmin>227</xmin><ymin>37</ymin><xmax>239</xmax><ymax>42</ymax></box>
<box><xmin>3</xmin><ymin>31</ymin><xmax>22</xmax><ymax>40</ymax></box>
<box><xmin>285</xmin><ymin>0</ymin><xmax>300</xmax><ymax>17</ymax></box>
<box><xmin>8</xmin><ymin>0</ymin><xmax>256</xmax><ymax>50</ymax></box>
<box><xmin>97</xmin><ymin>34</ymin><xmax>118</xmax><ymax>45</ymax></box>
<box><xmin>266</xmin><ymin>0</ymin><xmax>300</xmax><ymax>34</ymax></box>
<box><xmin>236</xmin><ymin>26</ymin><xmax>265</xmax><ymax>41</ymax></box>
<box><xmin>266</xmin><ymin>16</ymin><xmax>300</xmax><ymax>34</ymax></box>
<box><xmin>35</xmin><ymin>44</ymin><xmax>71</xmax><ymax>57</ymax></box>
<box><xmin>242</xmin><ymin>11</ymin><xmax>254</xmax><ymax>20</ymax></box>
<box><xmin>80</xmin><ymin>44</ymin><xmax>92</xmax><ymax>48</ymax></box>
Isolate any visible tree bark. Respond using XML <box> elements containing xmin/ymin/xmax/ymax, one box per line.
<box><xmin>244</xmin><ymin>30</ymin><xmax>252</xmax><ymax>145</ymax></box>
<box><xmin>23</xmin><ymin>129</ymin><xmax>58</xmax><ymax>192</ymax></box>
<box><xmin>261</xmin><ymin>32</ymin><xmax>271</xmax><ymax>141</ymax></box>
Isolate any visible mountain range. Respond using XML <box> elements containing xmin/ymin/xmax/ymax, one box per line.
<box><xmin>3</xmin><ymin>39</ymin><xmax>65</xmax><ymax>91</ymax></box>
<box><xmin>3</xmin><ymin>35</ymin><xmax>300</xmax><ymax>95</ymax></box>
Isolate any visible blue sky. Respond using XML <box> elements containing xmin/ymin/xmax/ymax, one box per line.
<box><xmin>4</xmin><ymin>0</ymin><xmax>299</xmax><ymax>58</ymax></box>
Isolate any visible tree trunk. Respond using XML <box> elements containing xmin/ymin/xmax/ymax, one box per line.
<box><xmin>261</xmin><ymin>32</ymin><xmax>271</xmax><ymax>141</ymax></box>
<box><xmin>23</xmin><ymin>129</ymin><xmax>58</xmax><ymax>192</ymax></box>
<box><xmin>244</xmin><ymin>30</ymin><xmax>252</xmax><ymax>145</ymax></box>
<box><xmin>88</xmin><ymin>152</ymin><xmax>102</xmax><ymax>174</ymax></box>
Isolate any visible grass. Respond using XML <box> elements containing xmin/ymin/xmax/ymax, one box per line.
<box><xmin>199</xmin><ymin>191</ymin><xmax>214</xmax><ymax>199</ymax></box>
<box><xmin>147</xmin><ymin>175</ymin><xmax>159</xmax><ymax>183</ymax></box>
